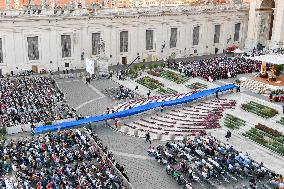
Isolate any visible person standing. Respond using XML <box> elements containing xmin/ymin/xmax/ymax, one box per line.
<box><xmin>225</xmin><ymin>130</ymin><xmax>231</xmax><ymax>141</ymax></box>
<box><xmin>114</xmin><ymin>118</ymin><xmax>118</xmax><ymax>128</ymax></box>
<box><xmin>147</xmin><ymin>90</ymin><xmax>151</xmax><ymax>98</ymax></box>
<box><xmin>145</xmin><ymin>131</ymin><xmax>151</xmax><ymax>144</ymax></box>
<box><xmin>237</xmin><ymin>85</ymin><xmax>240</xmax><ymax>93</ymax></box>
<box><xmin>31</xmin><ymin>123</ymin><xmax>35</xmax><ymax>136</ymax></box>
<box><xmin>161</xmin><ymin>104</ymin><xmax>164</xmax><ymax>112</ymax></box>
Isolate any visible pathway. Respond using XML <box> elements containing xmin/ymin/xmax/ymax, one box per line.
<box><xmin>91</xmin><ymin>123</ymin><xmax>180</xmax><ymax>189</ymax></box>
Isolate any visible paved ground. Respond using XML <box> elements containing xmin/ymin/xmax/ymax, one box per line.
<box><xmin>56</xmin><ymin>78</ymin><xmax>118</xmax><ymax>116</ymax></box>
<box><xmin>91</xmin><ymin>123</ymin><xmax>180</xmax><ymax>189</ymax></box>
<box><xmin>52</xmin><ymin>74</ymin><xmax>284</xmax><ymax>189</ymax></box>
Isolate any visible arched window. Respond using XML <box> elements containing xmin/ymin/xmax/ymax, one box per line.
<box><xmin>260</xmin><ymin>0</ymin><xmax>275</xmax><ymax>9</ymax></box>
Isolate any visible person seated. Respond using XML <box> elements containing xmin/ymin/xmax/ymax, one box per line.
<box><xmin>146</xmin><ymin>146</ymin><xmax>156</xmax><ymax>157</ymax></box>
<box><xmin>185</xmin><ymin>181</ymin><xmax>193</xmax><ymax>189</ymax></box>
<box><xmin>172</xmin><ymin>170</ymin><xmax>179</xmax><ymax>178</ymax></box>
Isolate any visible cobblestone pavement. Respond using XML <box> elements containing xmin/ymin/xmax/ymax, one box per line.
<box><xmin>210</xmin><ymin>128</ymin><xmax>284</xmax><ymax>175</ymax></box>
<box><xmin>91</xmin><ymin>123</ymin><xmax>180</xmax><ymax>189</ymax></box>
<box><xmin>54</xmin><ymin>76</ymin><xmax>284</xmax><ymax>189</ymax></box>
<box><xmin>56</xmin><ymin>79</ymin><xmax>100</xmax><ymax>108</ymax></box>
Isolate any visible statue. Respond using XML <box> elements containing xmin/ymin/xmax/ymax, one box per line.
<box><xmin>271</xmin><ymin>65</ymin><xmax>276</xmax><ymax>77</ymax></box>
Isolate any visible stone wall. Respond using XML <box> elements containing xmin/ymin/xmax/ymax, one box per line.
<box><xmin>0</xmin><ymin>9</ymin><xmax>248</xmax><ymax>74</ymax></box>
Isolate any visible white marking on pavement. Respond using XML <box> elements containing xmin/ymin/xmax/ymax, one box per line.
<box><xmin>88</xmin><ymin>84</ymin><xmax>105</xmax><ymax>98</ymax></box>
<box><xmin>75</xmin><ymin>96</ymin><xmax>105</xmax><ymax>110</ymax></box>
<box><xmin>81</xmin><ymin>79</ymin><xmax>105</xmax><ymax>98</ymax></box>
<box><xmin>111</xmin><ymin>150</ymin><xmax>153</xmax><ymax>160</ymax></box>
<box><xmin>56</xmin><ymin>80</ymin><xmax>80</xmax><ymax>84</ymax></box>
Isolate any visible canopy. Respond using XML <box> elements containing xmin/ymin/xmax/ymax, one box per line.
<box><xmin>246</xmin><ymin>54</ymin><xmax>284</xmax><ymax>65</ymax></box>
<box><xmin>34</xmin><ymin>84</ymin><xmax>237</xmax><ymax>134</ymax></box>
<box><xmin>233</xmin><ymin>48</ymin><xmax>244</xmax><ymax>54</ymax></box>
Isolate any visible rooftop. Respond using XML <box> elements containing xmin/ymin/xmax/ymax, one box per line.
<box><xmin>0</xmin><ymin>3</ymin><xmax>249</xmax><ymax>19</ymax></box>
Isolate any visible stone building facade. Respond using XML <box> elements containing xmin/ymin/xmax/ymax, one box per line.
<box><xmin>0</xmin><ymin>5</ymin><xmax>250</xmax><ymax>74</ymax></box>
<box><xmin>246</xmin><ymin>0</ymin><xmax>284</xmax><ymax>50</ymax></box>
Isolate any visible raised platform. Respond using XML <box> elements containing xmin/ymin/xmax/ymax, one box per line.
<box><xmin>253</xmin><ymin>74</ymin><xmax>284</xmax><ymax>88</ymax></box>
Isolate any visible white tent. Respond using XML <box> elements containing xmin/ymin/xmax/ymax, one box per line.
<box><xmin>246</xmin><ymin>54</ymin><xmax>284</xmax><ymax>65</ymax></box>
<box><xmin>233</xmin><ymin>48</ymin><xmax>244</xmax><ymax>54</ymax></box>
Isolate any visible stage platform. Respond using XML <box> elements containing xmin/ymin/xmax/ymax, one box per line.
<box><xmin>253</xmin><ymin>74</ymin><xmax>284</xmax><ymax>87</ymax></box>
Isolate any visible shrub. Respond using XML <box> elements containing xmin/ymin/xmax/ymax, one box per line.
<box><xmin>275</xmin><ymin>65</ymin><xmax>283</xmax><ymax>76</ymax></box>
<box><xmin>0</xmin><ymin>128</ymin><xmax>6</xmax><ymax>136</ymax></box>
<box><xmin>140</xmin><ymin>64</ymin><xmax>146</xmax><ymax>71</ymax></box>
<box><xmin>153</xmin><ymin>64</ymin><xmax>159</xmax><ymax>69</ymax></box>
<box><xmin>147</xmin><ymin>71</ymin><xmax>161</xmax><ymax>77</ymax></box>
<box><xmin>255</xmin><ymin>123</ymin><xmax>282</xmax><ymax>137</ymax></box>
<box><xmin>133</xmin><ymin>64</ymin><xmax>139</xmax><ymax>71</ymax></box>
<box><xmin>129</xmin><ymin>68</ymin><xmax>135</xmax><ymax>75</ymax></box>
<box><xmin>148</xmin><ymin>64</ymin><xmax>154</xmax><ymax>70</ymax></box>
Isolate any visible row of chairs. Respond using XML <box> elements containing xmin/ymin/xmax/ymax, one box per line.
<box><xmin>240</xmin><ymin>78</ymin><xmax>270</xmax><ymax>94</ymax></box>
<box><xmin>122</xmin><ymin>98</ymin><xmax>236</xmax><ymax>137</ymax></box>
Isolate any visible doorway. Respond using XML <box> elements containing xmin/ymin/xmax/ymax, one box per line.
<box><xmin>122</xmin><ymin>57</ymin><xmax>127</xmax><ymax>65</ymax></box>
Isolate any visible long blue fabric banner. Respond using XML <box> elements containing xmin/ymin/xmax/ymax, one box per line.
<box><xmin>34</xmin><ymin>84</ymin><xmax>237</xmax><ymax>134</ymax></box>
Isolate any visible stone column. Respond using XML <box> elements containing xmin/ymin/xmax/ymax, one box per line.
<box><xmin>270</xmin><ymin>0</ymin><xmax>284</xmax><ymax>48</ymax></box>
<box><xmin>5</xmin><ymin>0</ymin><xmax>10</xmax><ymax>9</ymax></box>
<box><xmin>14</xmin><ymin>0</ymin><xmax>20</xmax><ymax>9</ymax></box>
<box><xmin>245</xmin><ymin>0</ymin><xmax>258</xmax><ymax>50</ymax></box>
<box><xmin>41</xmin><ymin>0</ymin><xmax>47</xmax><ymax>9</ymax></box>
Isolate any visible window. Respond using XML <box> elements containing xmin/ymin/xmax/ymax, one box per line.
<box><xmin>146</xmin><ymin>30</ymin><xmax>154</xmax><ymax>50</ymax></box>
<box><xmin>234</xmin><ymin>23</ymin><xmax>241</xmax><ymax>41</ymax></box>
<box><xmin>0</xmin><ymin>38</ymin><xmax>3</xmax><ymax>63</ymax></box>
<box><xmin>27</xmin><ymin>36</ymin><xmax>39</xmax><ymax>61</ymax></box>
<box><xmin>61</xmin><ymin>35</ymin><xmax>71</xmax><ymax>58</ymax></box>
<box><xmin>92</xmin><ymin>33</ymin><xmax>101</xmax><ymax>55</ymax></box>
<box><xmin>214</xmin><ymin>25</ymin><xmax>221</xmax><ymax>44</ymax></box>
<box><xmin>170</xmin><ymin>28</ymin><xmax>177</xmax><ymax>48</ymax></box>
<box><xmin>120</xmin><ymin>31</ymin><xmax>128</xmax><ymax>52</ymax></box>
<box><xmin>193</xmin><ymin>26</ymin><xmax>200</xmax><ymax>46</ymax></box>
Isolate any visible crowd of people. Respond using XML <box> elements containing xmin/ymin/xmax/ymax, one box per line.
<box><xmin>105</xmin><ymin>85</ymin><xmax>135</xmax><ymax>100</ymax></box>
<box><xmin>147</xmin><ymin>135</ymin><xmax>279</xmax><ymax>188</ymax></box>
<box><xmin>0</xmin><ymin>128</ymin><xmax>129</xmax><ymax>188</ymax></box>
<box><xmin>167</xmin><ymin>56</ymin><xmax>261</xmax><ymax>82</ymax></box>
<box><xmin>0</xmin><ymin>76</ymin><xmax>77</xmax><ymax>128</ymax></box>
<box><xmin>244</xmin><ymin>48</ymin><xmax>284</xmax><ymax>57</ymax></box>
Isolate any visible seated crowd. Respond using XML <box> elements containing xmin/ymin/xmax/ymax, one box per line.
<box><xmin>0</xmin><ymin>76</ymin><xmax>77</xmax><ymax>127</ymax></box>
<box><xmin>147</xmin><ymin>135</ymin><xmax>282</xmax><ymax>188</ymax></box>
<box><xmin>0</xmin><ymin>129</ymin><xmax>128</xmax><ymax>189</ymax></box>
<box><xmin>105</xmin><ymin>85</ymin><xmax>135</xmax><ymax>100</ymax></box>
<box><xmin>167</xmin><ymin>56</ymin><xmax>261</xmax><ymax>82</ymax></box>
<box><xmin>244</xmin><ymin>48</ymin><xmax>284</xmax><ymax>57</ymax></box>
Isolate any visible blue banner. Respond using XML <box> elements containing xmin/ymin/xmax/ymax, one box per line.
<box><xmin>34</xmin><ymin>84</ymin><xmax>236</xmax><ymax>134</ymax></box>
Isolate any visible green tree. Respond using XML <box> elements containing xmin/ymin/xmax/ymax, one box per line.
<box><xmin>275</xmin><ymin>65</ymin><xmax>283</xmax><ymax>76</ymax></box>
